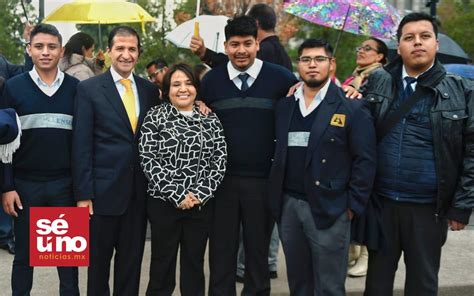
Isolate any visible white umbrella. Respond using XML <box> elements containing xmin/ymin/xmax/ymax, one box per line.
<box><xmin>165</xmin><ymin>15</ymin><xmax>229</xmax><ymax>53</ymax></box>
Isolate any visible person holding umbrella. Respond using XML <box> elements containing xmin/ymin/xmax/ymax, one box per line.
<box><xmin>190</xmin><ymin>3</ymin><xmax>292</xmax><ymax>71</ymax></box>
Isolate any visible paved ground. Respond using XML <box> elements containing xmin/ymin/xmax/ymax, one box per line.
<box><xmin>1</xmin><ymin>213</ymin><xmax>473</xmax><ymax>295</ymax></box>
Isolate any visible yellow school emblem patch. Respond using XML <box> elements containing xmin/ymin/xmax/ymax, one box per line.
<box><xmin>330</xmin><ymin>114</ymin><xmax>346</xmax><ymax>127</ymax></box>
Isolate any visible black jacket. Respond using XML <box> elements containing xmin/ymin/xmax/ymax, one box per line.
<box><xmin>363</xmin><ymin>58</ymin><xmax>474</xmax><ymax>224</ymax></box>
<box><xmin>139</xmin><ymin>103</ymin><xmax>227</xmax><ymax>208</ymax></box>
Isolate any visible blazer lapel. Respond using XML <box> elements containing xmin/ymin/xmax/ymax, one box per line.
<box><xmin>305</xmin><ymin>82</ymin><xmax>342</xmax><ymax>168</ymax></box>
<box><xmin>101</xmin><ymin>71</ymin><xmax>134</xmax><ymax>134</ymax></box>
<box><xmin>135</xmin><ymin>75</ymin><xmax>148</xmax><ymax>129</ymax></box>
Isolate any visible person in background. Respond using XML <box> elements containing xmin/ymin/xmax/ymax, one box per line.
<box><xmin>194</xmin><ymin>63</ymin><xmax>210</xmax><ymax>81</ymax></box>
<box><xmin>341</xmin><ymin>37</ymin><xmax>388</xmax><ymax>278</ymax></box>
<box><xmin>342</xmin><ymin>37</ymin><xmax>388</xmax><ymax>92</ymax></box>
<box><xmin>1</xmin><ymin>23</ymin><xmax>80</xmax><ymax>296</ymax></box>
<box><xmin>139</xmin><ymin>63</ymin><xmax>227</xmax><ymax>296</ymax></box>
<box><xmin>190</xmin><ymin>3</ymin><xmax>292</xmax><ymax>72</ymax></box>
<box><xmin>146</xmin><ymin>58</ymin><xmax>169</xmax><ymax>89</ymax></box>
<box><xmin>59</xmin><ymin>32</ymin><xmax>104</xmax><ymax>81</ymax></box>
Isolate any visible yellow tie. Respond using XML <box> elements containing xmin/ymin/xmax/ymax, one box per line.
<box><xmin>119</xmin><ymin>79</ymin><xmax>138</xmax><ymax>133</ymax></box>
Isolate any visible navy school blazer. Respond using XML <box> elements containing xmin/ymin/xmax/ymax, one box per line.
<box><xmin>268</xmin><ymin>82</ymin><xmax>377</xmax><ymax>229</ymax></box>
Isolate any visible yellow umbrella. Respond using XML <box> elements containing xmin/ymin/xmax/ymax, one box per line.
<box><xmin>43</xmin><ymin>0</ymin><xmax>156</xmax><ymax>47</ymax></box>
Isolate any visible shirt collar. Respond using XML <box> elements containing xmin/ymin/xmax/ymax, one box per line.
<box><xmin>402</xmin><ymin>63</ymin><xmax>434</xmax><ymax>80</ymax></box>
<box><xmin>110</xmin><ymin>66</ymin><xmax>136</xmax><ymax>85</ymax></box>
<box><xmin>29</xmin><ymin>66</ymin><xmax>64</xmax><ymax>87</ymax></box>
<box><xmin>227</xmin><ymin>58</ymin><xmax>263</xmax><ymax>80</ymax></box>
<box><xmin>294</xmin><ymin>78</ymin><xmax>331</xmax><ymax>102</ymax></box>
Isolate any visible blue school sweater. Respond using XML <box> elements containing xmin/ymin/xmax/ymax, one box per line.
<box><xmin>1</xmin><ymin>72</ymin><xmax>78</xmax><ymax>188</ymax></box>
<box><xmin>200</xmin><ymin>62</ymin><xmax>297</xmax><ymax>177</ymax></box>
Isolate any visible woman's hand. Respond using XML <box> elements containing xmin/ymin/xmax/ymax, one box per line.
<box><xmin>178</xmin><ymin>192</ymin><xmax>201</xmax><ymax>210</ymax></box>
<box><xmin>195</xmin><ymin>100</ymin><xmax>211</xmax><ymax>115</ymax></box>
<box><xmin>342</xmin><ymin>85</ymin><xmax>362</xmax><ymax>99</ymax></box>
<box><xmin>95</xmin><ymin>49</ymin><xmax>105</xmax><ymax>67</ymax></box>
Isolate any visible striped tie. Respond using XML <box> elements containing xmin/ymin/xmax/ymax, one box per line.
<box><xmin>119</xmin><ymin>79</ymin><xmax>138</xmax><ymax>133</ymax></box>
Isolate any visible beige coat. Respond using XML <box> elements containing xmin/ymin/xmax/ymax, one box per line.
<box><xmin>59</xmin><ymin>53</ymin><xmax>103</xmax><ymax>81</ymax></box>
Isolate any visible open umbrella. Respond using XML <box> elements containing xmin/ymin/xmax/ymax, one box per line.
<box><xmin>166</xmin><ymin>15</ymin><xmax>229</xmax><ymax>53</ymax></box>
<box><xmin>43</xmin><ymin>0</ymin><xmax>156</xmax><ymax>48</ymax></box>
<box><xmin>284</xmin><ymin>0</ymin><xmax>401</xmax><ymax>54</ymax></box>
<box><xmin>384</xmin><ymin>33</ymin><xmax>472</xmax><ymax>65</ymax></box>
<box><xmin>444</xmin><ymin>64</ymin><xmax>474</xmax><ymax>79</ymax></box>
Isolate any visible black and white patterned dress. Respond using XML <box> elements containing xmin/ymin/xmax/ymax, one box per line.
<box><xmin>139</xmin><ymin>103</ymin><xmax>227</xmax><ymax>208</ymax></box>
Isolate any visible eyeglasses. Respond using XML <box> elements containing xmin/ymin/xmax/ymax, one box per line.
<box><xmin>297</xmin><ymin>56</ymin><xmax>331</xmax><ymax>65</ymax></box>
<box><xmin>355</xmin><ymin>45</ymin><xmax>378</xmax><ymax>53</ymax></box>
<box><xmin>148</xmin><ymin>68</ymin><xmax>164</xmax><ymax>80</ymax></box>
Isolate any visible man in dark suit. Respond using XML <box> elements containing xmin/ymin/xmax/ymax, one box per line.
<box><xmin>72</xmin><ymin>26</ymin><xmax>159</xmax><ymax>295</ymax></box>
<box><xmin>268</xmin><ymin>39</ymin><xmax>376</xmax><ymax>296</ymax></box>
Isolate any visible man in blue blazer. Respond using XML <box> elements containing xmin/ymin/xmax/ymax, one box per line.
<box><xmin>268</xmin><ymin>39</ymin><xmax>376</xmax><ymax>296</ymax></box>
<box><xmin>72</xmin><ymin>26</ymin><xmax>159</xmax><ymax>295</ymax></box>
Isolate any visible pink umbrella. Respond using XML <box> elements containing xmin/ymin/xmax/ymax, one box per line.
<box><xmin>285</xmin><ymin>0</ymin><xmax>401</xmax><ymax>53</ymax></box>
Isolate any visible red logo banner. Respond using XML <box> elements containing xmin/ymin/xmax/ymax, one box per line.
<box><xmin>29</xmin><ymin>207</ymin><xmax>89</xmax><ymax>266</ymax></box>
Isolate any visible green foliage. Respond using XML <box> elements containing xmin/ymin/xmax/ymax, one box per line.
<box><xmin>438</xmin><ymin>0</ymin><xmax>474</xmax><ymax>61</ymax></box>
<box><xmin>135</xmin><ymin>0</ymin><xmax>200</xmax><ymax>75</ymax></box>
<box><xmin>0</xmin><ymin>0</ymin><xmax>37</xmax><ymax>63</ymax></box>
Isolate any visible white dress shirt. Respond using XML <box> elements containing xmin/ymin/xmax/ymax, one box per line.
<box><xmin>294</xmin><ymin>78</ymin><xmax>331</xmax><ymax>117</ymax></box>
<box><xmin>401</xmin><ymin>63</ymin><xmax>434</xmax><ymax>91</ymax></box>
<box><xmin>227</xmin><ymin>58</ymin><xmax>263</xmax><ymax>90</ymax></box>
<box><xmin>29</xmin><ymin>66</ymin><xmax>64</xmax><ymax>97</ymax></box>
<box><xmin>110</xmin><ymin>66</ymin><xmax>140</xmax><ymax>117</ymax></box>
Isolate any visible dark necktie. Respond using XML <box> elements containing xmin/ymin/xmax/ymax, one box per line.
<box><xmin>239</xmin><ymin>73</ymin><xmax>250</xmax><ymax>92</ymax></box>
<box><xmin>401</xmin><ymin>76</ymin><xmax>417</xmax><ymax>101</ymax></box>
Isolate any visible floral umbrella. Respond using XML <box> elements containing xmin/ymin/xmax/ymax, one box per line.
<box><xmin>284</xmin><ymin>0</ymin><xmax>401</xmax><ymax>53</ymax></box>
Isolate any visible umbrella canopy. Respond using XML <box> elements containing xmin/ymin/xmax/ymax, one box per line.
<box><xmin>284</xmin><ymin>0</ymin><xmax>401</xmax><ymax>40</ymax></box>
<box><xmin>166</xmin><ymin>15</ymin><xmax>229</xmax><ymax>54</ymax></box>
<box><xmin>43</xmin><ymin>0</ymin><xmax>155</xmax><ymax>25</ymax></box>
<box><xmin>384</xmin><ymin>33</ymin><xmax>471</xmax><ymax>64</ymax></box>
<box><xmin>444</xmin><ymin>64</ymin><xmax>474</xmax><ymax>79</ymax></box>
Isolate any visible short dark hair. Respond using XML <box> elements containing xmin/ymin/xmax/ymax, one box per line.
<box><xmin>30</xmin><ymin>23</ymin><xmax>62</xmax><ymax>45</ymax></box>
<box><xmin>297</xmin><ymin>38</ymin><xmax>334</xmax><ymax>58</ymax></box>
<box><xmin>64</xmin><ymin>32</ymin><xmax>95</xmax><ymax>61</ymax></box>
<box><xmin>193</xmin><ymin>64</ymin><xmax>209</xmax><ymax>80</ymax></box>
<box><xmin>225</xmin><ymin>15</ymin><xmax>258</xmax><ymax>40</ymax></box>
<box><xmin>146</xmin><ymin>58</ymin><xmax>168</xmax><ymax>70</ymax></box>
<box><xmin>247</xmin><ymin>4</ymin><xmax>276</xmax><ymax>32</ymax></box>
<box><xmin>108</xmin><ymin>26</ymin><xmax>141</xmax><ymax>52</ymax></box>
<box><xmin>369</xmin><ymin>37</ymin><xmax>388</xmax><ymax>64</ymax></box>
<box><xmin>397</xmin><ymin>12</ymin><xmax>438</xmax><ymax>42</ymax></box>
<box><xmin>161</xmin><ymin>63</ymin><xmax>200</xmax><ymax>103</ymax></box>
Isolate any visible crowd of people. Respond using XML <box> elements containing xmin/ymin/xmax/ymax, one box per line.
<box><xmin>0</xmin><ymin>3</ymin><xmax>473</xmax><ymax>296</ymax></box>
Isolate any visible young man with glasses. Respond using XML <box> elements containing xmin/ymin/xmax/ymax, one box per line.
<box><xmin>268</xmin><ymin>38</ymin><xmax>376</xmax><ymax>296</ymax></box>
<box><xmin>146</xmin><ymin>59</ymin><xmax>168</xmax><ymax>89</ymax></box>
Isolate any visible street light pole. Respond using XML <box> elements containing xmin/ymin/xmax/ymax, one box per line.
<box><xmin>426</xmin><ymin>0</ymin><xmax>438</xmax><ymax>19</ymax></box>
<box><xmin>39</xmin><ymin>0</ymin><xmax>44</xmax><ymax>22</ymax></box>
